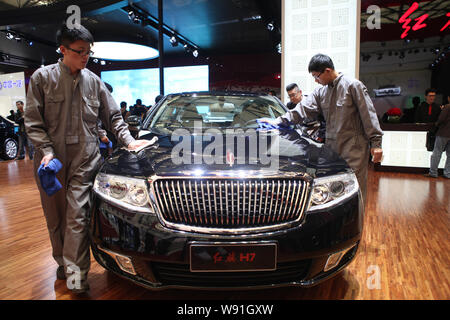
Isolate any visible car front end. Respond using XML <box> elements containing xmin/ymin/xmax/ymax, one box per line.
<box><xmin>89</xmin><ymin>92</ymin><xmax>363</xmax><ymax>290</ymax></box>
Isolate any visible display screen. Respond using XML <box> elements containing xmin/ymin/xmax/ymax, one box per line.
<box><xmin>101</xmin><ymin>65</ymin><xmax>209</xmax><ymax>108</ymax></box>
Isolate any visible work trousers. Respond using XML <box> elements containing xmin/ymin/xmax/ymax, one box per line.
<box><xmin>33</xmin><ymin>141</ymin><xmax>101</xmax><ymax>282</ymax></box>
<box><xmin>430</xmin><ymin>135</ymin><xmax>450</xmax><ymax>178</ymax></box>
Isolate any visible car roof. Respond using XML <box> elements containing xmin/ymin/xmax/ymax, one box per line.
<box><xmin>165</xmin><ymin>91</ymin><xmax>272</xmax><ymax>98</ymax></box>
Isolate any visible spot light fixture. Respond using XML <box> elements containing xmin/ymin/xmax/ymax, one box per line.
<box><xmin>170</xmin><ymin>36</ymin><xmax>178</xmax><ymax>47</ymax></box>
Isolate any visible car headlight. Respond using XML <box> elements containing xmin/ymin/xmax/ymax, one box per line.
<box><xmin>308</xmin><ymin>173</ymin><xmax>359</xmax><ymax>211</ymax></box>
<box><xmin>93</xmin><ymin>173</ymin><xmax>153</xmax><ymax>213</ymax></box>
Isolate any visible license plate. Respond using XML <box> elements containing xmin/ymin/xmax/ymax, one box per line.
<box><xmin>190</xmin><ymin>242</ymin><xmax>277</xmax><ymax>272</ymax></box>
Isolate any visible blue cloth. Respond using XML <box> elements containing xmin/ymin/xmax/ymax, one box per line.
<box><xmin>38</xmin><ymin>158</ymin><xmax>63</xmax><ymax>196</ymax></box>
<box><xmin>99</xmin><ymin>141</ymin><xmax>113</xmax><ymax>149</ymax></box>
<box><xmin>256</xmin><ymin>119</ymin><xmax>292</xmax><ymax>131</ymax></box>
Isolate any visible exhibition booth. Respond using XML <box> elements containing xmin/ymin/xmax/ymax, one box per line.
<box><xmin>0</xmin><ymin>0</ymin><xmax>449</xmax><ymax>302</ymax></box>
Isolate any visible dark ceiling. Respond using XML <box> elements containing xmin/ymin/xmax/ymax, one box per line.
<box><xmin>0</xmin><ymin>0</ymin><xmax>282</xmax><ymax>59</ymax></box>
<box><xmin>0</xmin><ymin>0</ymin><xmax>448</xmax><ymax>71</ymax></box>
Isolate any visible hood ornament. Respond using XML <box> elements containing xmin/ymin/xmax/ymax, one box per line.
<box><xmin>226</xmin><ymin>150</ymin><xmax>235</xmax><ymax>167</ymax></box>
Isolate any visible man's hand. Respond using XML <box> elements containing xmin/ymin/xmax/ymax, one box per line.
<box><xmin>127</xmin><ymin>139</ymin><xmax>153</xmax><ymax>152</ymax></box>
<box><xmin>371</xmin><ymin>148</ymin><xmax>383</xmax><ymax>163</ymax></box>
<box><xmin>40</xmin><ymin>153</ymin><xmax>54</xmax><ymax>167</ymax></box>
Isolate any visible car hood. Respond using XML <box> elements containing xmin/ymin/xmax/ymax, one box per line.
<box><xmin>99</xmin><ymin>129</ymin><xmax>350</xmax><ymax>179</ymax></box>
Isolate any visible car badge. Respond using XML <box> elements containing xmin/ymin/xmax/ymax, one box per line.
<box><xmin>226</xmin><ymin>150</ymin><xmax>235</xmax><ymax>167</ymax></box>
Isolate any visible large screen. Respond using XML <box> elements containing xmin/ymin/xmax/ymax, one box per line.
<box><xmin>101</xmin><ymin>65</ymin><xmax>209</xmax><ymax>108</ymax></box>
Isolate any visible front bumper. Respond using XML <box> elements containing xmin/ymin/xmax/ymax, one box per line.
<box><xmin>89</xmin><ymin>191</ymin><xmax>363</xmax><ymax>290</ymax></box>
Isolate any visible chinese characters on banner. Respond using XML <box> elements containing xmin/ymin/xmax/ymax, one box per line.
<box><xmin>399</xmin><ymin>2</ymin><xmax>450</xmax><ymax>39</ymax></box>
<box><xmin>0</xmin><ymin>80</ymin><xmax>23</xmax><ymax>91</ymax></box>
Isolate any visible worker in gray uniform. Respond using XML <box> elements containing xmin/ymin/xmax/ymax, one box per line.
<box><xmin>25</xmin><ymin>24</ymin><xmax>150</xmax><ymax>294</ymax></box>
<box><xmin>261</xmin><ymin>54</ymin><xmax>383</xmax><ymax>203</ymax></box>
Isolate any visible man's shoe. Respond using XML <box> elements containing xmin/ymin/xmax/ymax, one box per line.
<box><xmin>423</xmin><ymin>173</ymin><xmax>438</xmax><ymax>178</ymax></box>
<box><xmin>69</xmin><ymin>282</ymin><xmax>90</xmax><ymax>295</ymax></box>
<box><xmin>56</xmin><ymin>266</ymin><xmax>66</xmax><ymax>280</ymax></box>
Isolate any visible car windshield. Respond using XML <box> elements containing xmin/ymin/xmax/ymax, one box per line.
<box><xmin>144</xmin><ymin>94</ymin><xmax>286</xmax><ymax>133</ymax></box>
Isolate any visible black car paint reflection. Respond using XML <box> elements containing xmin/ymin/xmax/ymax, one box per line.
<box><xmin>90</xmin><ymin>92</ymin><xmax>362</xmax><ymax>289</ymax></box>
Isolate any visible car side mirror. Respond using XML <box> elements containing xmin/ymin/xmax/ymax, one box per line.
<box><xmin>126</xmin><ymin>115</ymin><xmax>141</xmax><ymax>139</ymax></box>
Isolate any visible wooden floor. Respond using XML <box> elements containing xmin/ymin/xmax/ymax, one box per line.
<box><xmin>0</xmin><ymin>158</ymin><xmax>449</xmax><ymax>300</ymax></box>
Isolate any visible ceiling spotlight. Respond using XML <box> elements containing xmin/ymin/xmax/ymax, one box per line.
<box><xmin>92</xmin><ymin>58</ymin><xmax>98</xmax><ymax>63</ymax></box>
<box><xmin>170</xmin><ymin>36</ymin><xmax>178</xmax><ymax>47</ymax></box>
<box><xmin>6</xmin><ymin>32</ymin><xmax>14</xmax><ymax>40</ymax></box>
<box><xmin>128</xmin><ymin>10</ymin><xmax>141</xmax><ymax>24</ymax></box>
<box><xmin>192</xmin><ymin>50</ymin><xmax>198</xmax><ymax>58</ymax></box>
<box><xmin>183</xmin><ymin>44</ymin><xmax>191</xmax><ymax>53</ymax></box>
<box><xmin>267</xmin><ymin>22</ymin><xmax>275</xmax><ymax>31</ymax></box>
<box><xmin>100</xmin><ymin>60</ymin><xmax>106</xmax><ymax>65</ymax></box>
<box><xmin>28</xmin><ymin>41</ymin><xmax>33</xmax><ymax>46</ymax></box>
<box><xmin>276</xmin><ymin>43</ymin><xmax>281</xmax><ymax>54</ymax></box>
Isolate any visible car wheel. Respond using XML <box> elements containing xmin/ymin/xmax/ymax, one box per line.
<box><xmin>1</xmin><ymin>138</ymin><xmax>18</xmax><ymax>160</ymax></box>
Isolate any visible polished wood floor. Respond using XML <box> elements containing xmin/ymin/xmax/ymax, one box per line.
<box><xmin>0</xmin><ymin>158</ymin><xmax>449</xmax><ymax>300</ymax></box>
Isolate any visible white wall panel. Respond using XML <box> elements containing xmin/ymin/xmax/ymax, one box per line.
<box><xmin>282</xmin><ymin>0</ymin><xmax>360</xmax><ymax>102</ymax></box>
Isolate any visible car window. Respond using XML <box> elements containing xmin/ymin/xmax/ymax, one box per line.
<box><xmin>146</xmin><ymin>95</ymin><xmax>285</xmax><ymax>133</ymax></box>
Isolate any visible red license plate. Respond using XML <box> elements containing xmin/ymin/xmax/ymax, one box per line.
<box><xmin>190</xmin><ymin>242</ymin><xmax>277</xmax><ymax>272</ymax></box>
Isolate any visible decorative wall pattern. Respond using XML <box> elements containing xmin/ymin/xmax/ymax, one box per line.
<box><xmin>283</xmin><ymin>0</ymin><xmax>359</xmax><ymax>101</ymax></box>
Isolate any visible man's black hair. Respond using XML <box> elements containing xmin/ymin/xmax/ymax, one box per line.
<box><xmin>104</xmin><ymin>82</ymin><xmax>113</xmax><ymax>93</ymax></box>
<box><xmin>425</xmin><ymin>88</ymin><xmax>436</xmax><ymax>96</ymax></box>
<box><xmin>56</xmin><ymin>24</ymin><xmax>94</xmax><ymax>47</ymax></box>
<box><xmin>155</xmin><ymin>95</ymin><xmax>164</xmax><ymax>103</ymax></box>
<box><xmin>308</xmin><ymin>53</ymin><xmax>335</xmax><ymax>73</ymax></box>
<box><xmin>16</xmin><ymin>100</ymin><xmax>24</xmax><ymax>105</ymax></box>
<box><xmin>286</xmin><ymin>83</ymin><xmax>299</xmax><ymax>92</ymax></box>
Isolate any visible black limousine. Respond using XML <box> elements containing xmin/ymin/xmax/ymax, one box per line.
<box><xmin>90</xmin><ymin>92</ymin><xmax>363</xmax><ymax>289</ymax></box>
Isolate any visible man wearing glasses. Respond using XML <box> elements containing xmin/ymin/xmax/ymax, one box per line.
<box><xmin>25</xmin><ymin>24</ymin><xmax>150</xmax><ymax>294</ymax></box>
<box><xmin>261</xmin><ymin>54</ymin><xmax>383</xmax><ymax>203</ymax></box>
<box><xmin>414</xmin><ymin>88</ymin><xmax>441</xmax><ymax>123</ymax></box>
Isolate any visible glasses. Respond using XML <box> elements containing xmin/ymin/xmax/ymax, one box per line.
<box><xmin>66</xmin><ymin>46</ymin><xmax>94</xmax><ymax>57</ymax></box>
<box><xmin>312</xmin><ymin>71</ymin><xmax>323</xmax><ymax>80</ymax></box>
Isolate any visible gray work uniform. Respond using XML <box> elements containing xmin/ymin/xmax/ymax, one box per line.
<box><xmin>25</xmin><ymin>59</ymin><xmax>134</xmax><ymax>281</ymax></box>
<box><xmin>279</xmin><ymin>74</ymin><xmax>383</xmax><ymax>201</ymax></box>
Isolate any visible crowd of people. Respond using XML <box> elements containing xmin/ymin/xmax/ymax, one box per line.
<box><xmin>118</xmin><ymin>95</ymin><xmax>164</xmax><ymax>122</ymax></box>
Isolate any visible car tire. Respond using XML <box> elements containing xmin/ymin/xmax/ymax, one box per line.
<box><xmin>1</xmin><ymin>138</ymin><xmax>18</xmax><ymax>160</ymax></box>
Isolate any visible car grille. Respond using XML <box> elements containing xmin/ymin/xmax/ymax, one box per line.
<box><xmin>150</xmin><ymin>260</ymin><xmax>311</xmax><ymax>287</ymax></box>
<box><xmin>151</xmin><ymin>178</ymin><xmax>311</xmax><ymax>233</ymax></box>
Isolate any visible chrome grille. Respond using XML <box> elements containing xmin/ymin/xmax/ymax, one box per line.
<box><xmin>151</xmin><ymin>178</ymin><xmax>310</xmax><ymax>233</ymax></box>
